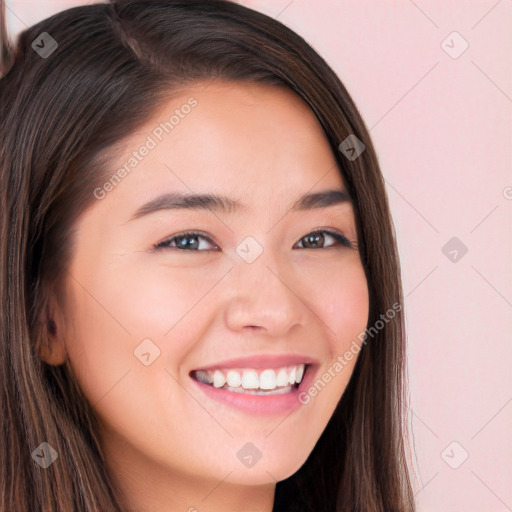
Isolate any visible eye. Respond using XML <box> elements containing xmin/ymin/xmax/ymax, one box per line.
<box><xmin>294</xmin><ymin>229</ymin><xmax>354</xmax><ymax>250</ymax></box>
<box><xmin>153</xmin><ymin>231</ymin><xmax>218</xmax><ymax>252</ymax></box>
<box><xmin>153</xmin><ymin>229</ymin><xmax>355</xmax><ymax>252</ymax></box>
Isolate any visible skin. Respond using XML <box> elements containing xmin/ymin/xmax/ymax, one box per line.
<box><xmin>41</xmin><ymin>80</ymin><xmax>369</xmax><ymax>512</ymax></box>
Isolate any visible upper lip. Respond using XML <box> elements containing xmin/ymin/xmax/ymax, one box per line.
<box><xmin>191</xmin><ymin>354</ymin><xmax>320</xmax><ymax>371</ymax></box>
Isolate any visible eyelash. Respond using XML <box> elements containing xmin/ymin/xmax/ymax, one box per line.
<box><xmin>153</xmin><ymin>229</ymin><xmax>354</xmax><ymax>252</ymax></box>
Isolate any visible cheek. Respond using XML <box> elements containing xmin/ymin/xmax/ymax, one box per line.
<box><xmin>66</xmin><ymin>258</ymin><xmax>209</xmax><ymax>349</ymax></box>
<box><xmin>297</xmin><ymin>256</ymin><xmax>368</xmax><ymax>406</ymax></box>
<box><xmin>60</xmin><ymin>266</ymin><xmax>193</xmax><ymax>453</ymax></box>
<box><xmin>61</xmin><ymin>260</ymin><xmax>221</xmax><ymax>404</ymax></box>
<box><xmin>107</xmin><ymin>260</ymin><xmax>223</xmax><ymax>339</ymax></box>
<box><xmin>61</xmin><ymin>280</ymin><xmax>136</xmax><ymax>404</ymax></box>
<box><xmin>313</xmin><ymin>257</ymin><xmax>370</xmax><ymax>352</ymax></box>
<box><xmin>281</xmin><ymin>254</ymin><xmax>369</xmax><ymax>403</ymax></box>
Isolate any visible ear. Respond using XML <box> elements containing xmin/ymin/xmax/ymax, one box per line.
<box><xmin>36</xmin><ymin>289</ymin><xmax>68</xmax><ymax>366</ymax></box>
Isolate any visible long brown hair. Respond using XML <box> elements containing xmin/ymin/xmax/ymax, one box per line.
<box><xmin>0</xmin><ymin>1</ymin><xmax>416</xmax><ymax>510</ymax></box>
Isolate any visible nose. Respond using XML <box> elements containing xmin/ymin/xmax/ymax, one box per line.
<box><xmin>223</xmin><ymin>253</ymin><xmax>307</xmax><ymax>337</ymax></box>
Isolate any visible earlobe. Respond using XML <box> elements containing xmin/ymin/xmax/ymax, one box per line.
<box><xmin>37</xmin><ymin>318</ymin><xmax>68</xmax><ymax>366</ymax></box>
<box><xmin>36</xmin><ymin>298</ymin><xmax>68</xmax><ymax>366</ymax></box>
<box><xmin>47</xmin><ymin>318</ymin><xmax>57</xmax><ymax>335</ymax></box>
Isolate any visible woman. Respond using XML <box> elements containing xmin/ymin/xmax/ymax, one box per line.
<box><xmin>0</xmin><ymin>1</ymin><xmax>416</xmax><ymax>511</ymax></box>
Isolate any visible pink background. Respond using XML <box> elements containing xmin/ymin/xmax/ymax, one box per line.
<box><xmin>5</xmin><ymin>1</ymin><xmax>512</xmax><ymax>510</ymax></box>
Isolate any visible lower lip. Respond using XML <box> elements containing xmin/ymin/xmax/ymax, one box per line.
<box><xmin>190</xmin><ymin>365</ymin><xmax>317</xmax><ymax>416</ymax></box>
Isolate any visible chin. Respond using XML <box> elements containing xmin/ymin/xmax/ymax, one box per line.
<box><xmin>218</xmin><ymin>450</ymin><xmax>310</xmax><ymax>486</ymax></box>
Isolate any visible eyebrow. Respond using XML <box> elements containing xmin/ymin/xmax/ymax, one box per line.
<box><xmin>129</xmin><ymin>188</ymin><xmax>352</xmax><ymax>221</ymax></box>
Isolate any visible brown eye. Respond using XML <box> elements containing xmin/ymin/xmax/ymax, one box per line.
<box><xmin>296</xmin><ymin>230</ymin><xmax>353</xmax><ymax>249</ymax></box>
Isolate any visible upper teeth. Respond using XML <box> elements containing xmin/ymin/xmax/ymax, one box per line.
<box><xmin>194</xmin><ymin>364</ymin><xmax>306</xmax><ymax>391</ymax></box>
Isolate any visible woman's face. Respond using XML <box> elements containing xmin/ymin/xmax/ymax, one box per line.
<box><xmin>46</xmin><ymin>80</ymin><xmax>369</xmax><ymax>507</ymax></box>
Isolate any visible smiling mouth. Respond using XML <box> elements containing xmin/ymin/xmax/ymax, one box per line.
<box><xmin>190</xmin><ymin>363</ymin><xmax>308</xmax><ymax>395</ymax></box>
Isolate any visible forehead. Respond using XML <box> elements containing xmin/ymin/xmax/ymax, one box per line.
<box><xmin>97</xmin><ymin>80</ymin><xmax>347</xmax><ymax>216</ymax></box>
